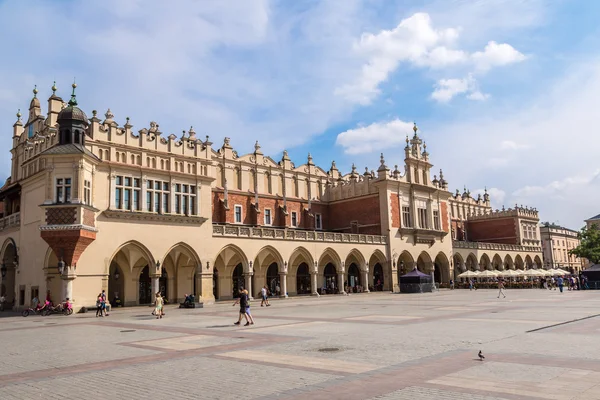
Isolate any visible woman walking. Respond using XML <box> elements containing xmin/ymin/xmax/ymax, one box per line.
<box><xmin>243</xmin><ymin>289</ymin><xmax>255</xmax><ymax>326</ymax></box>
<box><xmin>95</xmin><ymin>293</ymin><xmax>103</xmax><ymax>317</ymax></box>
<box><xmin>154</xmin><ymin>292</ymin><xmax>164</xmax><ymax>319</ymax></box>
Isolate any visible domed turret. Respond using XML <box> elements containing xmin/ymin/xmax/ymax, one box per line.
<box><xmin>57</xmin><ymin>83</ymin><xmax>89</xmax><ymax>125</ymax></box>
<box><xmin>56</xmin><ymin>83</ymin><xmax>89</xmax><ymax>146</ymax></box>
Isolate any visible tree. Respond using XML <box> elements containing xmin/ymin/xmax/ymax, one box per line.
<box><xmin>569</xmin><ymin>225</ymin><xmax>600</xmax><ymax>264</ymax></box>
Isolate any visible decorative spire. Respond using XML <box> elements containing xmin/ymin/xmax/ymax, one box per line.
<box><xmin>51</xmin><ymin>81</ymin><xmax>57</xmax><ymax>95</ymax></box>
<box><xmin>380</xmin><ymin>153</ymin><xmax>385</xmax><ymax>166</ymax></box>
<box><xmin>282</xmin><ymin>149</ymin><xmax>290</xmax><ymax>161</ymax></box>
<box><xmin>68</xmin><ymin>82</ymin><xmax>78</xmax><ymax>107</ymax></box>
<box><xmin>331</xmin><ymin>160</ymin><xmax>337</xmax><ymax>170</ymax></box>
<box><xmin>33</xmin><ymin>85</ymin><xmax>38</xmax><ymax>98</ymax></box>
<box><xmin>104</xmin><ymin>108</ymin><xmax>114</xmax><ymax>121</ymax></box>
<box><xmin>254</xmin><ymin>140</ymin><xmax>261</xmax><ymax>152</ymax></box>
<box><xmin>413</xmin><ymin>122</ymin><xmax>418</xmax><ymax>137</ymax></box>
<box><xmin>188</xmin><ymin>126</ymin><xmax>196</xmax><ymax>140</ymax></box>
<box><xmin>16</xmin><ymin>109</ymin><xmax>21</xmax><ymax>122</ymax></box>
<box><xmin>307</xmin><ymin>152</ymin><xmax>314</xmax><ymax>165</ymax></box>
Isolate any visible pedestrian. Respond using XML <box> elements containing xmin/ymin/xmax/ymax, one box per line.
<box><xmin>101</xmin><ymin>289</ymin><xmax>109</xmax><ymax>316</ymax></box>
<box><xmin>232</xmin><ymin>289</ymin><xmax>250</xmax><ymax>326</ymax></box>
<box><xmin>450</xmin><ymin>279</ymin><xmax>454</xmax><ymax>290</ymax></box>
<box><xmin>469</xmin><ymin>279</ymin><xmax>473</xmax><ymax>291</ymax></box>
<box><xmin>95</xmin><ymin>293</ymin><xmax>103</xmax><ymax>317</ymax></box>
<box><xmin>557</xmin><ymin>276</ymin><xmax>564</xmax><ymax>293</ymax></box>
<box><xmin>497</xmin><ymin>279</ymin><xmax>506</xmax><ymax>298</ymax></box>
<box><xmin>243</xmin><ymin>289</ymin><xmax>255</xmax><ymax>326</ymax></box>
<box><xmin>260</xmin><ymin>286</ymin><xmax>270</xmax><ymax>307</ymax></box>
<box><xmin>154</xmin><ymin>292</ymin><xmax>164</xmax><ymax>319</ymax></box>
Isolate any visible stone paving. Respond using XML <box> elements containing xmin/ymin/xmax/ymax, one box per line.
<box><xmin>1</xmin><ymin>289</ymin><xmax>599</xmax><ymax>399</ymax></box>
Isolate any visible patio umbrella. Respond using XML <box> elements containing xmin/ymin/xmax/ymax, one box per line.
<box><xmin>500</xmin><ymin>269</ymin><xmax>521</xmax><ymax>277</ymax></box>
<box><xmin>457</xmin><ymin>270</ymin><xmax>480</xmax><ymax>278</ymax></box>
<box><xmin>553</xmin><ymin>268</ymin><xmax>571</xmax><ymax>276</ymax></box>
<box><xmin>478</xmin><ymin>270</ymin><xmax>499</xmax><ymax>278</ymax></box>
<box><xmin>522</xmin><ymin>269</ymin><xmax>545</xmax><ymax>277</ymax></box>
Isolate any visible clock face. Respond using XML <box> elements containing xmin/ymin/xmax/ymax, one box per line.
<box><xmin>28</xmin><ymin>124</ymin><xmax>34</xmax><ymax>138</ymax></box>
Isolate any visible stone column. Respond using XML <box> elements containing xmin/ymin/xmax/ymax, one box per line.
<box><xmin>244</xmin><ymin>272</ymin><xmax>253</xmax><ymax>300</ymax></box>
<box><xmin>390</xmin><ymin>261</ymin><xmax>399</xmax><ymax>293</ymax></box>
<box><xmin>109</xmin><ymin>173</ymin><xmax>117</xmax><ymax>209</ymax></box>
<box><xmin>338</xmin><ymin>265</ymin><xmax>346</xmax><ymax>295</ymax></box>
<box><xmin>362</xmin><ymin>265</ymin><xmax>370</xmax><ymax>293</ymax></box>
<box><xmin>311</xmin><ymin>262</ymin><xmax>320</xmax><ymax>297</ymax></box>
<box><xmin>151</xmin><ymin>273</ymin><xmax>159</xmax><ymax>303</ymax></box>
<box><xmin>61</xmin><ymin>265</ymin><xmax>76</xmax><ymax>302</ymax></box>
<box><xmin>279</xmin><ymin>272</ymin><xmax>288</xmax><ymax>298</ymax></box>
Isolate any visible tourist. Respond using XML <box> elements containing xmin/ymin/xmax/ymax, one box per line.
<box><xmin>550</xmin><ymin>277</ymin><xmax>556</xmax><ymax>290</ymax></box>
<box><xmin>154</xmin><ymin>292</ymin><xmax>164</xmax><ymax>319</ymax></box>
<box><xmin>557</xmin><ymin>276</ymin><xmax>564</xmax><ymax>293</ymax></box>
<box><xmin>101</xmin><ymin>289</ymin><xmax>109</xmax><ymax>316</ymax></box>
<box><xmin>31</xmin><ymin>294</ymin><xmax>39</xmax><ymax>309</ymax></box>
<box><xmin>497</xmin><ymin>279</ymin><xmax>506</xmax><ymax>298</ymax></box>
<box><xmin>260</xmin><ymin>286</ymin><xmax>270</xmax><ymax>307</ymax></box>
<box><xmin>46</xmin><ymin>290</ymin><xmax>53</xmax><ymax>306</ymax></box>
<box><xmin>232</xmin><ymin>288</ymin><xmax>249</xmax><ymax>325</ymax></box>
<box><xmin>243</xmin><ymin>289</ymin><xmax>255</xmax><ymax>326</ymax></box>
<box><xmin>96</xmin><ymin>293</ymin><xmax>104</xmax><ymax>317</ymax></box>
<box><xmin>275</xmin><ymin>283</ymin><xmax>280</xmax><ymax>297</ymax></box>
<box><xmin>450</xmin><ymin>279</ymin><xmax>454</xmax><ymax>290</ymax></box>
<box><xmin>469</xmin><ymin>279</ymin><xmax>473</xmax><ymax>290</ymax></box>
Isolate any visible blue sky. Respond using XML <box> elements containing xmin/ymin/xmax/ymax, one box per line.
<box><xmin>1</xmin><ymin>0</ymin><xmax>599</xmax><ymax>229</ymax></box>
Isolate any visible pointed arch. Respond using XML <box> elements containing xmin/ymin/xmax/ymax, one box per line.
<box><xmin>492</xmin><ymin>254</ymin><xmax>503</xmax><ymax>270</ymax></box>
<box><xmin>504</xmin><ymin>254</ymin><xmax>514</xmax><ymax>270</ymax></box>
<box><xmin>515</xmin><ymin>254</ymin><xmax>524</xmax><ymax>270</ymax></box>
<box><xmin>0</xmin><ymin>238</ymin><xmax>17</xmax><ymax>259</ymax></box>
<box><xmin>107</xmin><ymin>240</ymin><xmax>155</xmax><ymax>274</ymax></box>
<box><xmin>289</xmin><ymin>246</ymin><xmax>315</xmax><ymax>270</ymax></box>
<box><xmin>318</xmin><ymin>247</ymin><xmax>342</xmax><ymax>273</ymax></box>
<box><xmin>524</xmin><ymin>255</ymin><xmax>533</xmax><ymax>268</ymax></box>
<box><xmin>397</xmin><ymin>251</ymin><xmax>415</xmax><ymax>275</ymax></box>
<box><xmin>254</xmin><ymin>245</ymin><xmax>285</xmax><ymax>273</ymax></box>
<box><xmin>534</xmin><ymin>255</ymin><xmax>543</xmax><ymax>269</ymax></box>
<box><xmin>344</xmin><ymin>249</ymin><xmax>366</xmax><ymax>271</ymax></box>
<box><xmin>479</xmin><ymin>253</ymin><xmax>492</xmax><ymax>270</ymax></box>
<box><xmin>416</xmin><ymin>251</ymin><xmax>433</xmax><ymax>273</ymax></box>
<box><xmin>434</xmin><ymin>252</ymin><xmax>450</xmax><ymax>284</ymax></box>
<box><xmin>466</xmin><ymin>253</ymin><xmax>478</xmax><ymax>271</ymax></box>
<box><xmin>213</xmin><ymin>244</ymin><xmax>249</xmax><ymax>274</ymax></box>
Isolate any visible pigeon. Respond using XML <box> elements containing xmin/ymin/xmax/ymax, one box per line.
<box><xmin>478</xmin><ymin>350</ymin><xmax>485</xmax><ymax>361</ymax></box>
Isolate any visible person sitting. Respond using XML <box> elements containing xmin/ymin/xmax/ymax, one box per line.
<box><xmin>112</xmin><ymin>293</ymin><xmax>122</xmax><ymax>307</ymax></box>
<box><xmin>179</xmin><ymin>294</ymin><xmax>195</xmax><ymax>308</ymax></box>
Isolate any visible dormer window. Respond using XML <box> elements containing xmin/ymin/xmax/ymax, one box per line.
<box><xmin>56</xmin><ymin>178</ymin><xmax>72</xmax><ymax>204</ymax></box>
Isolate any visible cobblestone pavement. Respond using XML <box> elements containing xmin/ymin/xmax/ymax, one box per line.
<box><xmin>1</xmin><ymin>289</ymin><xmax>600</xmax><ymax>399</ymax></box>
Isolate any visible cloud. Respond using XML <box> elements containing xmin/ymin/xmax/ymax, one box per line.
<box><xmin>500</xmin><ymin>140</ymin><xmax>529</xmax><ymax>150</ymax></box>
<box><xmin>472</xmin><ymin>41</ymin><xmax>527</xmax><ymax>72</ymax></box>
<box><xmin>335</xmin><ymin>118</ymin><xmax>414</xmax><ymax>155</ymax></box>
<box><xmin>431</xmin><ymin>75</ymin><xmax>488</xmax><ymax>102</ymax></box>
<box><xmin>473</xmin><ymin>187</ymin><xmax>506</xmax><ymax>209</ymax></box>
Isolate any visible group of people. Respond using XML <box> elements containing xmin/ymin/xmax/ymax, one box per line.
<box><xmin>96</xmin><ymin>290</ymin><xmax>109</xmax><ymax>317</ymax></box>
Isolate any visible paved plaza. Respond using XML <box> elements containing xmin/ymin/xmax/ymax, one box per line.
<box><xmin>1</xmin><ymin>289</ymin><xmax>600</xmax><ymax>399</ymax></box>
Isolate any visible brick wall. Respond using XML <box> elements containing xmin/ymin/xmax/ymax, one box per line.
<box><xmin>440</xmin><ymin>201</ymin><xmax>449</xmax><ymax>233</ymax></box>
<box><xmin>328</xmin><ymin>195</ymin><xmax>381</xmax><ymax>234</ymax></box>
<box><xmin>390</xmin><ymin>193</ymin><xmax>400</xmax><ymax>228</ymax></box>
<box><xmin>467</xmin><ymin>217</ymin><xmax>518</xmax><ymax>244</ymax></box>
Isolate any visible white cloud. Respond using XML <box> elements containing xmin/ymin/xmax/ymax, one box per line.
<box><xmin>431</xmin><ymin>75</ymin><xmax>488</xmax><ymax>102</ymax></box>
<box><xmin>472</xmin><ymin>41</ymin><xmax>527</xmax><ymax>72</ymax></box>
<box><xmin>473</xmin><ymin>187</ymin><xmax>506</xmax><ymax>209</ymax></box>
<box><xmin>500</xmin><ymin>140</ymin><xmax>529</xmax><ymax>150</ymax></box>
<box><xmin>336</xmin><ymin>12</ymin><xmax>524</xmax><ymax>105</ymax></box>
<box><xmin>335</xmin><ymin>118</ymin><xmax>414</xmax><ymax>155</ymax></box>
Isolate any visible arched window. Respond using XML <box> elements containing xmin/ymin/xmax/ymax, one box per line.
<box><xmin>414</xmin><ymin>168</ymin><xmax>419</xmax><ymax>184</ymax></box>
<box><xmin>146</xmin><ymin>157</ymin><xmax>150</xmax><ymax>167</ymax></box>
<box><xmin>217</xmin><ymin>166</ymin><xmax>224</xmax><ymax>188</ymax></box>
<box><xmin>116</xmin><ymin>152</ymin><xmax>120</xmax><ymax>163</ymax></box>
<box><xmin>99</xmin><ymin>149</ymin><xmax>104</xmax><ymax>160</ymax></box>
<box><xmin>137</xmin><ymin>155</ymin><xmax>141</xmax><ymax>165</ymax></box>
<box><xmin>174</xmin><ymin>162</ymin><xmax>178</xmax><ymax>172</ymax></box>
<box><xmin>161</xmin><ymin>159</ymin><xmax>165</xmax><ymax>169</ymax></box>
<box><xmin>152</xmin><ymin>158</ymin><xmax>156</xmax><ymax>169</ymax></box>
<box><xmin>131</xmin><ymin>154</ymin><xmax>135</xmax><ymax>164</ymax></box>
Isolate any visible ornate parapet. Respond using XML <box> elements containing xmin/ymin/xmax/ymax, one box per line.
<box><xmin>212</xmin><ymin>224</ymin><xmax>387</xmax><ymax>244</ymax></box>
<box><xmin>0</xmin><ymin>212</ymin><xmax>20</xmax><ymax>232</ymax></box>
<box><xmin>452</xmin><ymin>240</ymin><xmax>541</xmax><ymax>253</ymax></box>
<box><xmin>467</xmin><ymin>206</ymin><xmax>539</xmax><ymax>221</ymax></box>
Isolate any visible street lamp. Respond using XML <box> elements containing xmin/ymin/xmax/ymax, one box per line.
<box><xmin>1</xmin><ymin>263</ymin><xmax>6</xmax><ymax>279</ymax></box>
<box><xmin>114</xmin><ymin>270</ymin><xmax>120</xmax><ymax>280</ymax></box>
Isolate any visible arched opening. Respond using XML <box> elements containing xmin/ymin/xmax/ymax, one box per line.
<box><xmin>466</xmin><ymin>253</ymin><xmax>478</xmax><ymax>271</ymax></box>
<box><xmin>534</xmin><ymin>255</ymin><xmax>543</xmax><ymax>269</ymax></box>
<box><xmin>1</xmin><ymin>240</ymin><xmax>18</xmax><ymax>307</ymax></box>
<box><xmin>416</xmin><ymin>252</ymin><xmax>432</xmax><ymax>274</ymax></box>
<box><xmin>515</xmin><ymin>255</ymin><xmax>524</xmax><ymax>270</ymax></box>
<box><xmin>347</xmin><ymin>263</ymin><xmax>360</xmax><ymax>291</ymax></box>
<box><xmin>108</xmin><ymin>261</ymin><xmax>125</xmax><ymax>306</ymax></box>
<box><xmin>266</xmin><ymin>262</ymin><xmax>279</xmax><ymax>295</ymax></box>
<box><xmin>296</xmin><ymin>263</ymin><xmax>311</xmax><ymax>295</ymax></box>
<box><xmin>504</xmin><ymin>254</ymin><xmax>514</xmax><ymax>270</ymax></box>
<box><xmin>232</xmin><ymin>263</ymin><xmax>244</xmax><ymax>298</ymax></box>
<box><xmin>492</xmin><ymin>254</ymin><xmax>503</xmax><ymax>271</ymax></box>
<box><xmin>324</xmin><ymin>263</ymin><xmax>337</xmax><ymax>294</ymax></box>
<box><xmin>162</xmin><ymin>243</ymin><xmax>200</xmax><ymax>303</ymax></box>
<box><xmin>434</xmin><ymin>253</ymin><xmax>450</xmax><ymax>284</ymax></box>
<box><xmin>139</xmin><ymin>266</ymin><xmax>151</xmax><ymax>305</ymax></box>
<box><xmin>213</xmin><ymin>268</ymin><xmax>219</xmax><ymax>300</ymax></box>
<box><xmin>373</xmin><ymin>263</ymin><xmax>383</xmax><ymax>291</ymax></box>
<box><xmin>453</xmin><ymin>253</ymin><xmax>465</xmax><ymax>280</ymax></box>
<box><xmin>479</xmin><ymin>254</ymin><xmax>491</xmax><ymax>270</ymax></box>
<box><xmin>525</xmin><ymin>255</ymin><xmax>533</xmax><ymax>269</ymax></box>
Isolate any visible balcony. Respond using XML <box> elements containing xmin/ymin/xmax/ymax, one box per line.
<box><xmin>0</xmin><ymin>212</ymin><xmax>20</xmax><ymax>232</ymax></box>
<box><xmin>213</xmin><ymin>224</ymin><xmax>387</xmax><ymax>245</ymax></box>
<box><xmin>452</xmin><ymin>240</ymin><xmax>541</xmax><ymax>253</ymax></box>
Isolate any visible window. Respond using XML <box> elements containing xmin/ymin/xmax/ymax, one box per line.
<box><xmin>315</xmin><ymin>213</ymin><xmax>322</xmax><ymax>230</ymax></box>
<box><xmin>264</xmin><ymin>209</ymin><xmax>272</xmax><ymax>225</ymax></box>
<box><xmin>402</xmin><ymin>206</ymin><xmax>411</xmax><ymax>228</ymax></box>
<box><xmin>422</xmin><ymin>170</ymin><xmax>427</xmax><ymax>185</ymax></box>
<box><xmin>433</xmin><ymin>210</ymin><xmax>440</xmax><ymax>230</ymax></box>
<box><xmin>55</xmin><ymin>178</ymin><xmax>72</xmax><ymax>204</ymax></box>
<box><xmin>291</xmin><ymin>211</ymin><xmax>297</xmax><ymax>227</ymax></box>
<box><xmin>234</xmin><ymin>205</ymin><xmax>243</xmax><ymax>224</ymax></box>
<box><xmin>115</xmin><ymin>175</ymin><xmax>141</xmax><ymax>211</ymax></box>
<box><xmin>146</xmin><ymin>180</ymin><xmax>170</xmax><ymax>213</ymax></box>
<box><xmin>84</xmin><ymin>180</ymin><xmax>92</xmax><ymax>205</ymax></box>
<box><xmin>418</xmin><ymin>208</ymin><xmax>428</xmax><ymax>229</ymax></box>
<box><xmin>174</xmin><ymin>183</ymin><xmax>196</xmax><ymax>215</ymax></box>
<box><xmin>414</xmin><ymin>168</ymin><xmax>419</xmax><ymax>184</ymax></box>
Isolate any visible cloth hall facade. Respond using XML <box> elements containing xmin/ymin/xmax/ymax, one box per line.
<box><xmin>0</xmin><ymin>84</ymin><xmax>543</xmax><ymax>311</ymax></box>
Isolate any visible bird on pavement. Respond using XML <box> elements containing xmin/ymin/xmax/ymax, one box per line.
<box><xmin>478</xmin><ymin>350</ymin><xmax>485</xmax><ymax>361</ymax></box>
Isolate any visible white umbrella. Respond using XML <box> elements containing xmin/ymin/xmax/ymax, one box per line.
<box><xmin>478</xmin><ymin>270</ymin><xmax>499</xmax><ymax>278</ymax></box>
<box><xmin>522</xmin><ymin>269</ymin><xmax>545</xmax><ymax>277</ymax></box>
<box><xmin>551</xmin><ymin>269</ymin><xmax>570</xmax><ymax>276</ymax></box>
<box><xmin>500</xmin><ymin>269</ymin><xmax>521</xmax><ymax>277</ymax></box>
<box><xmin>458</xmin><ymin>270</ymin><xmax>480</xmax><ymax>278</ymax></box>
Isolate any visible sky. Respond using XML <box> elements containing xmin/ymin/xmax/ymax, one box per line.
<box><xmin>0</xmin><ymin>0</ymin><xmax>599</xmax><ymax>230</ymax></box>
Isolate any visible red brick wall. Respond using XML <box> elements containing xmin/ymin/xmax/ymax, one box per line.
<box><xmin>440</xmin><ymin>201</ymin><xmax>449</xmax><ymax>233</ymax></box>
<box><xmin>226</xmin><ymin>193</ymin><xmax>255</xmax><ymax>225</ymax></box>
<box><xmin>467</xmin><ymin>217</ymin><xmax>518</xmax><ymax>244</ymax></box>
<box><xmin>212</xmin><ymin>192</ymin><xmax>224</xmax><ymax>223</ymax></box>
<box><xmin>328</xmin><ymin>195</ymin><xmax>381</xmax><ymax>234</ymax></box>
<box><xmin>390</xmin><ymin>193</ymin><xmax>400</xmax><ymax>228</ymax></box>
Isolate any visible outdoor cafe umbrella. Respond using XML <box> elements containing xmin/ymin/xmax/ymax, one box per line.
<box><xmin>550</xmin><ymin>268</ymin><xmax>570</xmax><ymax>276</ymax></box>
<box><xmin>477</xmin><ymin>270</ymin><xmax>499</xmax><ymax>278</ymax></box>
<box><xmin>522</xmin><ymin>269</ymin><xmax>545</xmax><ymax>277</ymax></box>
<box><xmin>457</xmin><ymin>270</ymin><xmax>480</xmax><ymax>278</ymax></box>
<box><xmin>500</xmin><ymin>269</ymin><xmax>521</xmax><ymax>277</ymax></box>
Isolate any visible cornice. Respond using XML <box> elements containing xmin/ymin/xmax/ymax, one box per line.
<box><xmin>102</xmin><ymin>210</ymin><xmax>207</xmax><ymax>225</ymax></box>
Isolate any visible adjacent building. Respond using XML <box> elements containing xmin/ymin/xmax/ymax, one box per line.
<box><xmin>0</xmin><ymin>84</ymin><xmax>543</xmax><ymax>311</ymax></box>
<box><xmin>539</xmin><ymin>223</ymin><xmax>584</xmax><ymax>273</ymax></box>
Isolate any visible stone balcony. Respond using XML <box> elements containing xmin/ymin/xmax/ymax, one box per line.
<box><xmin>213</xmin><ymin>224</ymin><xmax>387</xmax><ymax>245</ymax></box>
<box><xmin>452</xmin><ymin>240</ymin><xmax>541</xmax><ymax>253</ymax></box>
<box><xmin>0</xmin><ymin>212</ymin><xmax>20</xmax><ymax>232</ymax></box>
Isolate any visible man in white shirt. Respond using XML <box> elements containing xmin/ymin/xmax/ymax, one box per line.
<box><xmin>260</xmin><ymin>286</ymin><xmax>270</xmax><ymax>307</ymax></box>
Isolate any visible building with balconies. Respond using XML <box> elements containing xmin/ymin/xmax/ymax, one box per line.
<box><xmin>539</xmin><ymin>223</ymin><xmax>584</xmax><ymax>273</ymax></box>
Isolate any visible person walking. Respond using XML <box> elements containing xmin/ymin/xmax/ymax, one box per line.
<box><xmin>154</xmin><ymin>292</ymin><xmax>164</xmax><ymax>319</ymax></box>
<box><xmin>497</xmin><ymin>279</ymin><xmax>506</xmax><ymax>298</ymax></box>
<box><xmin>260</xmin><ymin>286</ymin><xmax>270</xmax><ymax>307</ymax></box>
<box><xmin>233</xmin><ymin>289</ymin><xmax>250</xmax><ymax>326</ymax></box>
<box><xmin>243</xmin><ymin>289</ymin><xmax>255</xmax><ymax>326</ymax></box>
<box><xmin>101</xmin><ymin>289</ymin><xmax>109</xmax><ymax>316</ymax></box>
<box><xmin>95</xmin><ymin>293</ymin><xmax>103</xmax><ymax>317</ymax></box>
<box><xmin>450</xmin><ymin>279</ymin><xmax>455</xmax><ymax>290</ymax></box>
<box><xmin>557</xmin><ymin>276</ymin><xmax>564</xmax><ymax>293</ymax></box>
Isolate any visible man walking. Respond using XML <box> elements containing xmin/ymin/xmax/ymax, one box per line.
<box><xmin>557</xmin><ymin>276</ymin><xmax>564</xmax><ymax>293</ymax></box>
<box><xmin>260</xmin><ymin>286</ymin><xmax>270</xmax><ymax>307</ymax></box>
<box><xmin>233</xmin><ymin>289</ymin><xmax>250</xmax><ymax>326</ymax></box>
<box><xmin>497</xmin><ymin>279</ymin><xmax>506</xmax><ymax>298</ymax></box>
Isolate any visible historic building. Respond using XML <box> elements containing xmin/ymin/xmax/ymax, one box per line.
<box><xmin>0</xmin><ymin>84</ymin><xmax>543</xmax><ymax>310</ymax></box>
<box><xmin>539</xmin><ymin>223</ymin><xmax>584</xmax><ymax>273</ymax></box>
